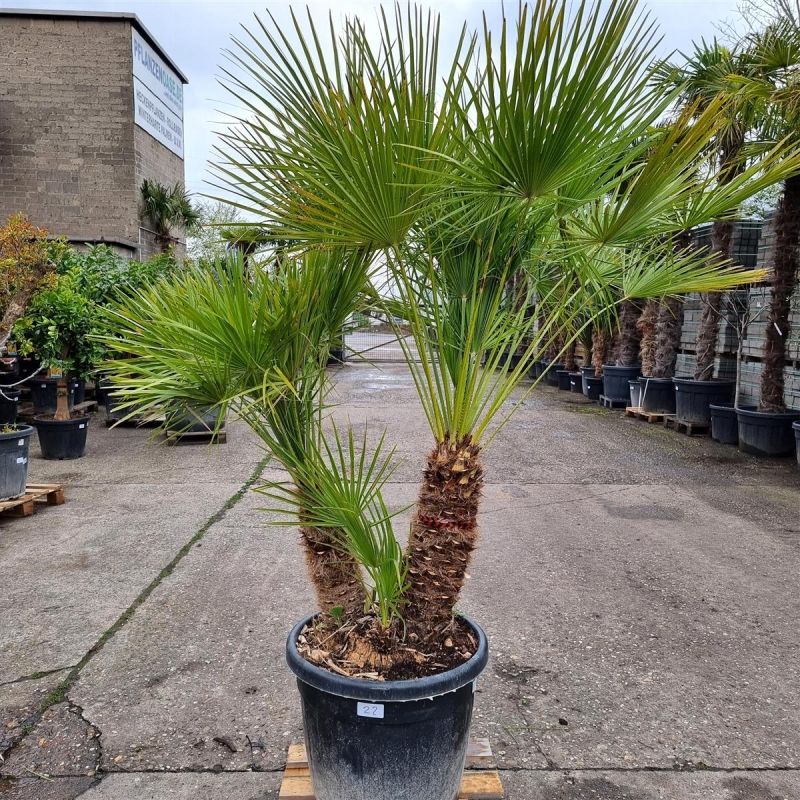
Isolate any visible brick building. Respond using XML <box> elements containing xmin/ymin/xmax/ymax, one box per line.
<box><xmin>0</xmin><ymin>9</ymin><xmax>188</xmax><ymax>258</ymax></box>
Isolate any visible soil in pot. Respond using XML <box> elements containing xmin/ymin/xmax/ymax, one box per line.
<box><xmin>709</xmin><ymin>403</ymin><xmax>753</xmax><ymax>445</ymax></box>
<box><xmin>602</xmin><ymin>365</ymin><xmax>640</xmax><ymax>402</ymax></box>
<box><xmin>0</xmin><ymin>386</ymin><xmax>20</xmax><ymax>425</ymax></box>
<box><xmin>794</xmin><ymin>421</ymin><xmax>800</xmax><ymax>466</ymax></box>
<box><xmin>34</xmin><ymin>415</ymin><xmax>89</xmax><ymax>460</ymax></box>
<box><xmin>0</xmin><ymin>425</ymin><xmax>33</xmax><ymax>500</ymax></box>
<box><xmin>673</xmin><ymin>379</ymin><xmax>734</xmax><ymax>427</ymax></box>
<box><xmin>639</xmin><ymin>377</ymin><xmax>676</xmax><ymax>415</ymax></box>
<box><xmin>30</xmin><ymin>379</ymin><xmax>75</xmax><ymax>416</ymax></box>
<box><xmin>629</xmin><ymin>379</ymin><xmax>641</xmax><ymax>408</ymax></box>
<box><xmin>569</xmin><ymin>372</ymin><xmax>583</xmax><ymax>393</ymax></box>
<box><xmin>287</xmin><ymin>613</ymin><xmax>488</xmax><ymax>800</ymax></box>
<box><xmin>737</xmin><ymin>408</ymin><xmax>800</xmax><ymax>457</ymax></box>
<box><xmin>584</xmin><ymin>375</ymin><xmax>603</xmax><ymax>401</ymax></box>
<box><xmin>556</xmin><ymin>369</ymin><xmax>572</xmax><ymax>390</ymax></box>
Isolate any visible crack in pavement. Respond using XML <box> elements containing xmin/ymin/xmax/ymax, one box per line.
<box><xmin>0</xmin><ymin>665</ymin><xmax>76</xmax><ymax>689</ymax></box>
<box><xmin>0</xmin><ymin>455</ymin><xmax>270</xmax><ymax>782</ymax></box>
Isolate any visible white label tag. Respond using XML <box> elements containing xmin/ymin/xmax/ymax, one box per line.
<box><xmin>356</xmin><ymin>702</ymin><xmax>384</xmax><ymax>719</ymax></box>
<box><xmin>78</xmin><ymin>424</ymin><xmax>85</xmax><ymax>429</ymax></box>
<box><xmin>17</xmin><ymin>439</ymin><xmax>24</xmax><ymax>446</ymax></box>
<box><xmin>16</xmin><ymin>457</ymin><xmax>26</xmax><ymax>464</ymax></box>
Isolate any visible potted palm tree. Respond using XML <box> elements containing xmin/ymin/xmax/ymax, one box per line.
<box><xmin>102</xmin><ymin>4</ymin><xmax>795</xmax><ymax>798</ymax></box>
<box><xmin>140</xmin><ymin>179</ymin><xmax>200</xmax><ymax>254</ymax></box>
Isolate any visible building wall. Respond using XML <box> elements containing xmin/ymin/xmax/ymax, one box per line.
<box><xmin>133</xmin><ymin>125</ymin><xmax>185</xmax><ymax>259</ymax></box>
<box><xmin>0</xmin><ymin>15</ymin><xmax>139</xmax><ymax>248</ymax></box>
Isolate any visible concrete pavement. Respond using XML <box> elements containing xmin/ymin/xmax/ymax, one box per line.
<box><xmin>2</xmin><ymin>363</ymin><xmax>799</xmax><ymax>799</ymax></box>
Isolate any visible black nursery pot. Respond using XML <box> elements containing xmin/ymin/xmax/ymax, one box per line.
<box><xmin>0</xmin><ymin>425</ymin><xmax>32</xmax><ymax>501</ymax></box>
<box><xmin>569</xmin><ymin>372</ymin><xmax>584</xmax><ymax>393</ymax></box>
<box><xmin>34</xmin><ymin>416</ymin><xmax>90</xmax><ymax>460</ymax></box>
<box><xmin>737</xmin><ymin>408</ymin><xmax>800</xmax><ymax>457</ymax></box>
<box><xmin>602</xmin><ymin>365</ymin><xmax>640</xmax><ymax>402</ymax></box>
<box><xmin>673</xmin><ymin>379</ymin><xmax>734</xmax><ymax>426</ymax></box>
<box><xmin>69</xmin><ymin>378</ymin><xmax>86</xmax><ymax>405</ymax></box>
<box><xmin>580</xmin><ymin>366</ymin><xmax>595</xmax><ymax>396</ymax></box>
<box><xmin>639</xmin><ymin>377</ymin><xmax>676</xmax><ymax>415</ymax></box>
<box><xmin>794</xmin><ymin>421</ymin><xmax>800</xmax><ymax>466</ymax></box>
<box><xmin>709</xmin><ymin>403</ymin><xmax>755</xmax><ymax>445</ymax></box>
<box><xmin>556</xmin><ymin>369</ymin><xmax>572</xmax><ymax>391</ymax></box>
<box><xmin>286</xmin><ymin>614</ymin><xmax>488</xmax><ymax>800</ymax></box>
<box><xmin>584</xmin><ymin>375</ymin><xmax>603</xmax><ymax>402</ymax></box>
<box><xmin>165</xmin><ymin>405</ymin><xmax>225</xmax><ymax>433</ymax></box>
<box><xmin>543</xmin><ymin>362</ymin><xmax>564</xmax><ymax>386</ymax></box>
<box><xmin>0</xmin><ymin>386</ymin><xmax>20</xmax><ymax>425</ymax></box>
<box><xmin>30</xmin><ymin>379</ymin><xmax>75</xmax><ymax>416</ymax></box>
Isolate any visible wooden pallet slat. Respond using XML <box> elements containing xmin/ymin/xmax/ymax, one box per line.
<box><xmin>664</xmin><ymin>416</ymin><xmax>710</xmax><ymax>437</ymax></box>
<box><xmin>625</xmin><ymin>406</ymin><xmax>676</xmax><ymax>425</ymax></box>
<box><xmin>279</xmin><ymin>739</ymin><xmax>503</xmax><ymax>799</ymax></box>
<box><xmin>163</xmin><ymin>429</ymin><xmax>227</xmax><ymax>446</ymax></box>
<box><xmin>599</xmin><ymin>394</ymin><xmax>628</xmax><ymax>409</ymax></box>
<box><xmin>0</xmin><ymin>484</ymin><xmax>66</xmax><ymax>517</ymax></box>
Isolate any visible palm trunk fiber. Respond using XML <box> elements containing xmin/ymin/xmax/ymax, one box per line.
<box><xmin>694</xmin><ymin>220</ymin><xmax>735</xmax><ymax>380</ymax></box>
<box><xmin>637</xmin><ymin>300</ymin><xmax>659</xmax><ymax>376</ymax></box>
<box><xmin>300</xmin><ymin>526</ymin><xmax>365</xmax><ymax>618</ymax></box>
<box><xmin>563</xmin><ymin>341</ymin><xmax>577</xmax><ymax>370</ymax></box>
<box><xmin>591</xmin><ymin>329</ymin><xmax>610</xmax><ymax>377</ymax></box>
<box><xmin>615</xmin><ymin>300</ymin><xmax>643</xmax><ymax>366</ymax></box>
<box><xmin>403</xmin><ymin>436</ymin><xmax>483</xmax><ymax>640</ymax></box>
<box><xmin>651</xmin><ymin>297</ymin><xmax>683</xmax><ymax>378</ymax></box>
<box><xmin>760</xmin><ymin>174</ymin><xmax>800</xmax><ymax>411</ymax></box>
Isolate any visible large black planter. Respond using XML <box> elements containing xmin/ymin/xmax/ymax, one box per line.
<box><xmin>530</xmin><ymin>360</ymin><xmax>546</xmax><ymax>380</ymax></box>
<box><xmin>287</xmin><ymin>614</ymin><xmax>488</xmax><ymax>800</ymax></box>
<box><xmin>556</xmin><ymin>369</ymin><xmax>572</xmax><ymax>390</ymax></box>
<box><xmin>568</xmin><ymin>372</ymin><xmax>583</xmax><ymax>393</ymax></box>
<box><xmin>584</xmin><ymin>375</ymin><xmax>603</xmax><ymax>402</ymax></box>
<box><xmin>673</xmin><ymin>379</ymin><xmax>734</xmax><ymax>427</ymax></box>
<box><xmin>34</xmin><ymin>416</ymin><xmax>90</xmax><ymax>460</ymax></box>
<box><xmin>0</xmin><ymin>386</ymin><xmax>20</xmax><ymax>425</ymax></box>
<box><xmin>543</xmin><ymin>362</ymin><xmax>563</xmax><ymax>386</ymax></box>
<box><xmin>0</xmin><ymin>425</ymin><xmax>32</xmax><ymax>500</ymax></box>
<box><xmin>30</xmin><ymin>379</ymin><xmax>75</xmax><ymax>416</ymax></box>
<box><xmin>629</xmin><ymin>379</ymin><xmax>641</xmax><ymax>408</ymax></box>
<box><xmin>639</xmin><ymin>377</ymin><xmax>676</xmax><ymax>414</ymax></box>
<box><xmin>602</xmin><ymin>365</ymin><xmax>640</xmax><ymax>402</ymax></box>
<box><xmin>165</xmin><ymin>405</ymin><xmax>225</xmax><ymax>433</ymax></box>
<box><xmin>69</xmin><ymin>378</ymin><xmax>86</xmax><ymax>405</ymax></box>
<box><xmin>794</xmin><ymin>421</ymin><xmax>800</xmax><ymax>466</ymax></box>
<box><xmin>737</xmin><ymin>408</ymin><xmax>800</xmax><ymax>457</ymax></box>
<box><xmin>709</xmin><ymin>403</ymin><xmax>754</xmax><ymax>445</ymax></box>
<box><xmin>580</xmin><ymin>366</ymin><xmax>595</xmax><ymax>395</ymax></box>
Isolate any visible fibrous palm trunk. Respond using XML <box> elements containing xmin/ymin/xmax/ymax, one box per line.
<box><xmin>694</xmin><ymin>220</ymin><xmax>735</xmax><ymax>380</ymax></box>
<box><xmin>403</xmin><ymin>436</ymin><xmax>483</xmax><ymax>640</ymax></box>
<box><xmin>591</xmin><ymin>329</ymin><xmax>610</xmax><ymax>377</ymax></box>
<box><xmin>563</xmin><ymin>341</ymin><xmax>577</xmax><ymax>370</ymax></box>
<box><xmin>637</xmin><ymin>300</ymin><xmax>659</xmax><ymax>376</ymax></box>
<box><xmin>760</xmin><ymin>174</ymin><xmax>800</xmax><ymax>411</ymax></box>
<box><xmin>651</xmin><ymin>297</ymin><xmax>683</xmax><ymax>378</ymax></box>
<box><xmin>300</xmin><ymin>526</ymin><xmax>365</xmax><ymax>618</ymax></box>
<box><xmin>615</xmin><ymin>300</ymin><xmax>643</xmax><ymax>366</ymax></box>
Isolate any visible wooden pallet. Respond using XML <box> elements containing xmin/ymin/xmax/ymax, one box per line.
<box><xmin>0</xmin><ymin>484</ymin><xmax>65</xmax><ymax>517</ymax></box>
<box><xmin>625</xmin><ymin>406</ymin><xmax>675</xmax><ymax>425</ymax></box>
<box><xmin>278</xmin><ymin>738</ymin><xmax>503</xmax><ymax>799</ymax></box>
<box><xmin>163</xmin><ymin>429</ymin><xmax>227</xmax><ymax>446</ymax></box>
<box><xmin>598</xmin><ymin>394</ymin><xmax>628</xmax><ymax>409</ymax></box>
<box><xmin>72</xmin><ymin>400</ymin><xmax>98</xmax><ymax>414</ymax></box>
<box><xmin>664</xmin><ymin>416</ymin><xmax>710</xmax><ymax>437</ymax></box>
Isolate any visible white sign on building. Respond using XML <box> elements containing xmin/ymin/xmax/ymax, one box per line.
<box><xmin>131</xmin><ymin>29</ymin><xmax>184</xmax><ymax>158</ymax></box>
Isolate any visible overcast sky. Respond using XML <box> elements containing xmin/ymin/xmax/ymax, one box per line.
<box><xmin>7</xmin><ymin>0</ymin><xmax>745</xmax><ymax>200</ymax></box>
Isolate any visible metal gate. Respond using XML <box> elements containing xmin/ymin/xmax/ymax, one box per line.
<box><xmin>343</xmin><ymin>313</ymin><xmax>420</xmax><ymax>362</ymax></box>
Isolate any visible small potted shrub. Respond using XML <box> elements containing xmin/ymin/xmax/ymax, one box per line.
<box><xmin>14</xmin><ymin>273</ymin><xmax>102</xmax><ymax>459</ymax></box>
<box><xmin>104</xmin><ymin>5</ymin><xmax>794</xmax><ymax>798</ymax></box>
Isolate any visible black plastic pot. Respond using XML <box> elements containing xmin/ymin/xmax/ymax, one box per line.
<box><xmin>580</xmin><ymin>366</ymin><xmax>595</xmax><ymax>396</ymax></box>
<box><xmin>639</xmin><ymin>377</ymin><xmax>676</xmax><ymax>414</ymax></box>
<box><xmin>794</xmin><ymin>421</ymin><xmax>800</xmax><ymax>466</ymax></box>
<box><xmin>34</xmin><ymin>416</ymin><xmax>90</xmax><ymax>460</ymax></box>
<box><xmin>673</xmin><ymin>379</ymin><xmax>735</xmax><ymax>427</ymax></box>
<box><xmin>30</xmin><ymin>379</ymin><xmax>75</xmax><ymax>416</ymax></box>
<box><xmin>69</xmin><ymin>378</ymin><xmax>86</xmax><ymax>405</ymax></box>
<box><xmin>165</xmin><ymin>405</ymin><xmax>225</xmax><ymax>433</ymax></box>
<box><xmin>737</xmin><ymin>408</ymin><xmax>800</xmax><ymax>457</ymax></box>
<box><xmin>568</xmin><ymin>372</ymin><xmax>583</xmax><ymax>393</ymax></box>
<box><xmin>709</xmin><ymin>403</ymin><xmax>753</xmax><ymax>445</ymax></box>
<box><xmin>629</xmin><ymin>379</ymin><xmax>641</xmax><ymax>409</ymax></box>
<box><xmin>286</xmin><ymin>613</ymin><xmax>488</xmax><ymax>800</ymax></box>
<box><xmin>0</xmin><ymin>425</ymin><xmax>32</xmax><ymax>501</ymax></box>
<box><xmin>17</xmin><ymin>356</ymin><xmax>40</xmax><ymax>384</ymax></box>
<box><xmin>602</xmin><ymin>365</ymin><xmax>640</xmax><ymax>402</ymax></box>
<box><xmin>327</xmin><ymin>347</ymin><xmax>345</xmax><ymax>366</ymax></box>
<box><xmin>584</xmin><ymin>375</ymin><xmax>603</xmax><ymax>402</ymax></box>
<box><xmin>556</xmin><ymin>369</ymin><xmax>572</xmax><ymax>391</ymax></box>
<box><xmin>543</xmin><ymin>362</ymin><xmax>564</xmax><ymax>386</ymax></box>
<box><xmin>0</xmin><ymin>386</ymin><xmax>20</xmax><ymax>425</ymax></box>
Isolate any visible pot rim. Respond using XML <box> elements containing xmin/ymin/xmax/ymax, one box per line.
<box><xmin>286</xmin><ymin>612</ymin><xmax>488</xmax><ymax>702</ymax></box>
<box><xmin>672</xmin><ymin>378</ymin><xmax>736</xmax><ymax>386</ymax></box>
<box><xmin>33</xmin><ymin>415</ymin><xmax>91</xmax><ymax>427</ymax></box>
<box><xmin>0</xmin><ymin>424</ymin><xmax>33</xmax><ymax>440</ymax></box>
<box><xmin>736</xmin><ymin>407</ymin><xmax>800</xmax><ymax>421</ymax></box>
<box><xmin>602</xmin><ymin>364</ymin><xmax>641</xmax><ymax>373</ymax></box>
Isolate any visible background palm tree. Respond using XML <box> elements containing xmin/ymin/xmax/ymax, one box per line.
<box><xmin>140</xmin><ymin>179</ymin><xmax>200</xmax><ymax>253</ymax></box>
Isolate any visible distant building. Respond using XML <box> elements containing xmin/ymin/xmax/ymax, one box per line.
<box><xmin>0</xmin><ymin>8</ymin><xmax>188</xmax><ymax>258</ymax></box>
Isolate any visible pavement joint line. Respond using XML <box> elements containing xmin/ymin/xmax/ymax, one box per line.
<box><xmin>0</xmin><ymin>454</ymin><xmax>271</xmax><ymax>769</ymax></box>
<box><xmin>0</xmin><ymin>666</ymin><xmax>76</xmax><ymax>688</ymax></box>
